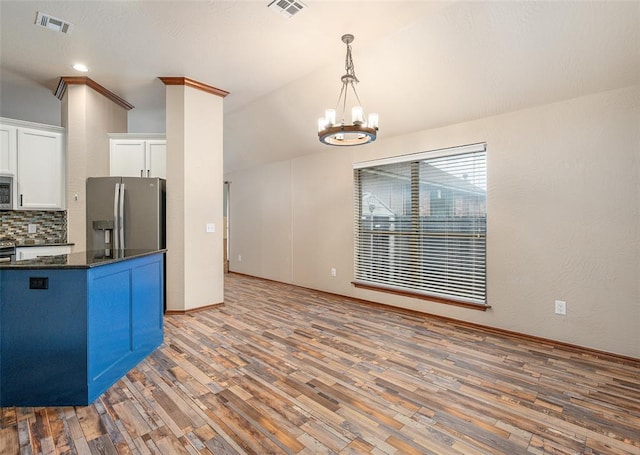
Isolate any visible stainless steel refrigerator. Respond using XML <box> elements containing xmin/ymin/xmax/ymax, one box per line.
<box><xmin>86</xmin><ymin>177</ymin><xmax>166</xmax><ymax>252</ymax></box>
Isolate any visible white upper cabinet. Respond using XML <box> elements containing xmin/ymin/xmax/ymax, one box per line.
<box><xmin>109</xmin><ymin>135</ymin><xmax>166</xmax><ymax>179</ymax></box>
<box><xmin>110</xmin><ymin>139</ymin><xmax>146</xmax><ymax>177</ymax></box>
<box><xmin>146</xmin><ymin>140</ymin><xmax>167</xmax><ymax>179</ymax></box>
<box><xmin>1</xmin><ymin>118</ymin><xmax>65</xmax><ymax>211</ymax></box>
<box><xmin>0</xmin><ymin>123</ymin><xmax>17</xmax><ymax>175</ymax></box>
<box><xmin>17</xmin><ymin>127</ymin><xmax>65</xmax><ymax>210</ymax></box>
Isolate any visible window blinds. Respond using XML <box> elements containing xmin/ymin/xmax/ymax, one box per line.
<box><xmin>353</xmin><ymin>143</ymin><xmax>487</xmax><ymax>306</ymax></box>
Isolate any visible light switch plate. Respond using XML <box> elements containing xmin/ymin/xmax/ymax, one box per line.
<box><xmin>28</xmin><ymin>224</ymin><xmax>37</xmax><ymax>234</ymax></box>
<box><xmin>206</xmin><ymin>223</ymin><xmax>215</xmax><ymax>233</ymax></box>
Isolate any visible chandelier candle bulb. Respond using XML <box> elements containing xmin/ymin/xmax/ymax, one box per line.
<box><xmin>325</xmin><ymin>109</ymin><xmax>336</xmax><ymax>126</ymax></box>
<box><xmin>368</xmin><ymin>113</ymin><xmax>379</xmax><ymax>129</ymax></box>
<box><xmin>352</xmin><ymin>106</ymin><xmax>364</xmax><ymax>125</ymax></box>
<box><xmin>318</xmin><ymin>118</ymin><xmax>327</xmax><ymax>132</ymax></box>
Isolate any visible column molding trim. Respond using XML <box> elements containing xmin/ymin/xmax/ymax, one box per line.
<box><xmin>55</xmin><ymin>76</ymin><xmax>134</xmax><ymax>110</ymax></box>
<box><xmin>159</xmin><ymin>77</ymin><xmax>229</xmax><ymax>98</ymax></box>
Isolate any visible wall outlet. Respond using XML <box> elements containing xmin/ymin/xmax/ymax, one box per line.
<box><xmin>29</xmin><ymin>277</ymin><xmax>48</xmax><ymax>290</ymax></box>
<box><xmin>555</xmin><ymin>300</ymin><xmax>567</xmax><ymax>315</ymax></box>
<box><xmin>28</xmin><ymin>224</ymin><xmax>37</xmax><ymax>234</ymax></box>
<box><xmin>206</xmin><ymin>223</ymin><xmax>215</xmax><ymax>233</ymax></box>
<box><xmin>330</xmin><ymin>267</ymin><xmax>337</xmax><ymax>277</ymax></box>
<box><xmin>238</xmin><ymin>254</ymin><xmax>242</xmax><ymax>262</ymax></box>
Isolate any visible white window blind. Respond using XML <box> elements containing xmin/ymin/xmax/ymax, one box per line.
<box><xmin>353</xmin><ymin>143</ymin><xmax>487</xmax><ymax>306</ymax></box>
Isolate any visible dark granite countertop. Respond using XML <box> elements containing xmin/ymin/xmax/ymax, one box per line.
<box><xmin>0</xmin><ymin>249</ymin><xmax>166</xmax><ymax>270</ymax></box>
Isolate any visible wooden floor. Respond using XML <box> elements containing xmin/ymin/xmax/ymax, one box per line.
<box><xmin>1</xmin><ymin>273</ymin><xmax>639</xmax><ymax>455</ymax></box>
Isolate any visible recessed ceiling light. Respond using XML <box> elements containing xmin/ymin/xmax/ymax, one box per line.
<box><xmin>73</xmin><ymin>63</ymin><xmax>88</xmax><ymax>72</ymax></box>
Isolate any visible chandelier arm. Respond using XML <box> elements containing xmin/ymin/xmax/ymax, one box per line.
<box><xmin>334</xmin><ymin>82</ymin><xmax>347</xmax><ymax>123</ymax></box>
<box><xmin>350</xmin><ymin>82</ymin><xmax>364</xmax><ymax>113</ymax></box>
<box><xmin>341</xmin><ymin>82</ymin><xmax>349</xmax><ymax>124</ymax></box>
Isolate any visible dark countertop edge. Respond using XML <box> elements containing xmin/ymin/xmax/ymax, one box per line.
<box><xmin>15</xmin><ymin>242</ymin><xmax>75</xmax><ymax>248</ymax></box>
<box><xmin>0</xmin><ymin>249</ymin><xmax>166</xmax><ymax>270</ymax></box>
<box><xmin>84</xmin><ymin>249</ymin><xmax>167</xmax><ymax>269</ymax></box>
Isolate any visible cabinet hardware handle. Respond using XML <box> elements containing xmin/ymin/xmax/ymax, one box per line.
<box><xmin>20</xmin><ymin>194</ymin><xmax>23</xmax><ymax>206</ymax></box>
<box><xmin>147</xmin><ymin>170</ymin><xmax>150</xmax><ymax>177</ymax></box>
<box><xmin>140</xmin><ymin>170</ymin><xmax>143</xmax><ymax>177</ymax></box>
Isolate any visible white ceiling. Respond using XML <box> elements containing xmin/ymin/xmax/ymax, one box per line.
<box><xmin>1</xmin><ymin>1</ymin><xmax>638</xmax><ymax>173</ymax></box>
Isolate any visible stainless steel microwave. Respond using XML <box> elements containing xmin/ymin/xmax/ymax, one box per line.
<box><xmin>0</xmin><ymin>175</ymin><xmax>13</xmax><ymax>210</ymax></box>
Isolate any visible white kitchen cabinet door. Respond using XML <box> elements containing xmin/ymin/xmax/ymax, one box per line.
<box><xmin>110</xmin><ymin>140</ymin><xmax>147</xmax><ymax>177</ymax></box>
<box><xmin>0</xmin><ymin>124</ymin><xmax>17</xmax><ymax>175</ymax></box>
<box><xmin>17</xmin><ymin>128</ymin><xmax>65</xmax><ymax>210</ymax></box>
<box><xmin>16</xmin><ymin>245</ymin><xmax>72</xmax><ymax>260</ymax></box>
<box><xmin>146</xmin><ymin>140</ymin><xmax>166</xmax><ymax>179</ymax></box>
<box><xmin>109</xmin><ymin>137</ymin><xmax>166</xmax><ymax>179</ymax></box>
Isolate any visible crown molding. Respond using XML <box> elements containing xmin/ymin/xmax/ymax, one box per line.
<box><xmin>158</xmin><ymin>77</ymin><xmax>229</xmax><ymax>98</ymax></box>
<box><xmin>55</xmin><ymin>76</ymin><xmax>134</xmax><ymax>110</ymax></box>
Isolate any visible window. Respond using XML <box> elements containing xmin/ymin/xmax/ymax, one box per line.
<box><xmin>353</xmin><ymin>143</ymin><xmax>487</xmax><ymax>307</ymax></box>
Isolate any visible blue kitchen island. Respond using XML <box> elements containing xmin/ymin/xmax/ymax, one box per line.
<box><xmin>0</xmin><ymin>249</ymin><xmax>165</xmax><ymax>406</ymax></box>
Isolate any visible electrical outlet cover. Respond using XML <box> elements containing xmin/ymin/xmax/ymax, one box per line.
<box><xmin>555</xmin><ymin>300</ymin><xmax>567</xmax><ymax>315</ymax></box>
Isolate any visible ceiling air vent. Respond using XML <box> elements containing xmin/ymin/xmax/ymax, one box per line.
<box><xmin>267</xmin><ymin>0</ymin><xmax>307</xmax><ymax>19</ymax></box>
<box><xmin>35</xmin><ymin>12</ymin><xmax>73</xmax><ymax>34</ymax></box>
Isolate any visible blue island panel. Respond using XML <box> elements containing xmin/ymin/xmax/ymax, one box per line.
<box><xmin>1</xmin><ymin>269</ymin><xmax>88</xmax><ymax>405</ymax></box>
<box><xmin>88</xmin><ymin>266</ymin><xmax>133</xmax><ymax>397</ymax></box>
<box><xmin>86</xmin><ymin>255</ymin><xmax>164</xmax><ymax>403</ymax></box>
<box><xmin>0</xmin><ymin>251</ymin><xmax>164</xmax><ymax>406</ymax></box>
<box><xmin>131</xmin><ymin>259</ymin><xmax>163</xmax><ymax>351</ymax></box>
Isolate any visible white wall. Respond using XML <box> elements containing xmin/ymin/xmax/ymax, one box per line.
<box><xmin>227</xmin><ymin>85</ymin><xmax>640</xmax><ymax>358</ymax></box>
<box><xmin>165</xmin><ymin>83</ymin><xmax>224</xmax><ymax>312</ymax></box>
<box><xmin>128</xmin><ymin>108</ymin><xmax>165</xmax><ymax>134</ymax></box>
<box><xmin>0</xmin><ymin>79</ymin><xmax>61</xmax><ymax>126</ymax></box>
<box><xmin>228</xmin><ymin>160</ymin><xmax>293</xmax><ymax>283</ymax></box>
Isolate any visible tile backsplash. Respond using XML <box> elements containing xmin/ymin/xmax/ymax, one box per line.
<box><xmin>0</xmin><ymin>211</ymin><xmax>67</xmax><ymax>242</ymax></box>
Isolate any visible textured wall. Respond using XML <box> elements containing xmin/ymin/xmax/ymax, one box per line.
<box><xmin>0</xmin><ymin>79</ymin><xmax>61</xmax><ymax>127</ymax></box>
<box><xmin>62</xmin><ymin>84</ymin><xmax>128</xmax><ymax>251</ymax></box>
<box><xmin>227</xmin><ymin>160</ymin><xmax>293</xmax><ymax>284</ymax></box>
<box><xmin>227</xmin><ymin>85</ymin><xmax>640</xmax><ymax>358</ymax></box>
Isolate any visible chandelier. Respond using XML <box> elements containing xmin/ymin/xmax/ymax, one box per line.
<box><xmin>318</xmin><ymin>34</ymin><xmax>378</xmax><ymax>146</ymax></box>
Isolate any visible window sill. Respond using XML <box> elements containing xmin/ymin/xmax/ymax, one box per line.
<box><xmin>351</xmin><ymin>281</ymin><xmax>491</xmax><ymax>311</ymax></box>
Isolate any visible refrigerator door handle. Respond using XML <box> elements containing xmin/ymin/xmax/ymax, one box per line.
<box><xmin>119</xmin><ymin>183</ymin><xmax>126</xmax><ymax>250</ymax></box>
<box><xmin>113</xmin><ymin>183</ymin><xmax>120</xmax><ymax>251</ymax></box>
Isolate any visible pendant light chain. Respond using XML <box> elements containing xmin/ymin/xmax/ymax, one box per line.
<box><xmin>345</xmin><ymin>40</ymin><xmax>359</xmax><ymax>84</ymax></box>
<box><xmin>335</xmin><ymin>38</ymin><xmax>363</xmax><ymax>124</ymax></box>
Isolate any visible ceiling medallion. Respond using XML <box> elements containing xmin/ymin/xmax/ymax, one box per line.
<box><xmin>318</xmin><ymin>34</ymin><xmax>378</xmax><ymax>146</ymax></box>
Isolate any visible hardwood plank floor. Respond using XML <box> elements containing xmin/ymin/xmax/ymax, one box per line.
<box><xmin>1</xmin><ymin>273</ymin><xmax>639</xmax><ymax>454</ymax></box>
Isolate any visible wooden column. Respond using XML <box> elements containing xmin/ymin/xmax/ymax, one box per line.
<box><xmin>160</xmin><ymin>77</ymin><xmax>229</xmax><ymax>312</ymax></box>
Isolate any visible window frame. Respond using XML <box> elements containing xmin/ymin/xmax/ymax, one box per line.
<box><xmin>352</xmin><ymin>143</ymin><xmax>489</xmax><ymax>310</ymax></box>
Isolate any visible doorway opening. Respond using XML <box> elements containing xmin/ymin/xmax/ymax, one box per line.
<box><xmin>223</xmin><ymin>181</ymin><xmax>230</xmax><ymax>273</ymax></box>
